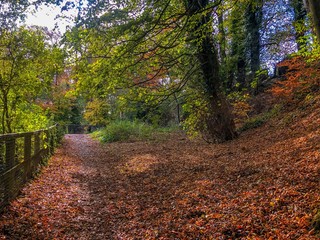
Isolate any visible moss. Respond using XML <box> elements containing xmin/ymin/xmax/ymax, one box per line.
<box><xmin>239</xmin><ymin>104</ymin><xmax>282</xmax><ymax>132</ymax></box>
<box><xmin>239</xmin><ymin>117</ymin><xmax>266</xmax><ymax>131</ymax></box>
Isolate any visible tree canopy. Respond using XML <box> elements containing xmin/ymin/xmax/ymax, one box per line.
<box><xmin>0</xmin><ymin>0</ymin><xmax>319</xmax><ymax>138</ymax></box>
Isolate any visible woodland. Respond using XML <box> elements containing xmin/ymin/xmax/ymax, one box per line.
<box><xmin>0</xmin><ymin>0</ymin><xmax>320</xmax><ymax>239</ymax></box>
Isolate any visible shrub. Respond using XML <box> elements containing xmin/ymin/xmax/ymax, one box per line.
<box><xmin>239</xmin><ymin>104</ymin><xmax>281</xmax><ymax>132</ymax></box>
<box><xmin>92</xmin><ymin>120</ymin><xmax>155</xmax><ymax>143</ymax></box>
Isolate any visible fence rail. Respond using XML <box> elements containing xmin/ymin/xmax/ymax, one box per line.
<box><xmin>0</xmin><ymin>125</ymin><xmax>61</xmax><ymax>211</ymax></box>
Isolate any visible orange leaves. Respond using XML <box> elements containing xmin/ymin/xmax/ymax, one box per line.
<box><xmin>232</xmin><ymin>99</ymin><xmax>252</xmax><ymax>124</ymax></box>
<box><xmin>0</xmin><ymin>118</ymin><xmax>320</xmax><ymax>239</ymax></box>
<box><xmin>271</xmin><ymin>56</ymin><xmax>320</xmax><ymax>101</ymax></box>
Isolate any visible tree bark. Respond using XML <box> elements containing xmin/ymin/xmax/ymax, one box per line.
<box><xmin>291</xmin><ymin>0</ymin><xmax>307</xmax><ymax>50</ymax></box>
<box><xmin>307</xmin><ymin>0</ymin><xmax>320</xmax><ymax>42</ymax></box>
<box><xmin>228</xmin><ymin>6</ymin><xmax>246</xmax><ymax>91</ymax></box>
<box><xmin>246</xmin><ymin>2</ymin><xmax>262</xmax><ymax>76</ymax></box>
<box><xmin>218</xmin><ymin>12</ymin><xmax>226</xmax><ymax>65</ymax></box>
<box><xmin>186</xmin><ymin>0</ymin><xmax>238</xmax><ymax>142</ymax></box>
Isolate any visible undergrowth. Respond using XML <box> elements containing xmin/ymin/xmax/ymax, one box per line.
<box><xmin>92</xmin><ymin>120</ymin><xmax>180</xmax><ymax>143</ymax></box>
<box><xmin>239</xmin><ymin>104</ymin><xmax>282</xmax><ymax>132</ymax></box>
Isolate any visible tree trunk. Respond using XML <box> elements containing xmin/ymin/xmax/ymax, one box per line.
<box><xmin>228</xmin><ymin>6</ymin><xmax>246</xmax><ymax>91</ymax></box>
<box><xmin>237</xmin><ymin>57</ymin><xmax>246</xmax><ymax>90</ymax></box>
<box><xmin>187</xmin><ymin>0</ymin><xmax>238</xmax><ymax>142</ymax></box>
<box><xmin>307</xmin><ymin>0</ymin><xmax>320</xmax><ymax>42</ymax></box>
<box><xmin>246</xmin><ymin>2</ymin><xmax>263</xmax><ymax>76</ymax></box>
<box><xmin>174</xmin><ymin>93</ymin><xmax>181</xmax><ymax>124</ymax></box>
<box><xmin>1</xmin><ymin>90</ymin><xmax>9</xmax><ymax>134</ymax></box>
<box><xmin>218</xmin><ymin>12</ymin><xmax>226</xmax><ymax>65</ymax></box>
<box><xmin>291</xmin><ymin>0</ymin><xmax>307</xmax><ymax>50</ymax></box>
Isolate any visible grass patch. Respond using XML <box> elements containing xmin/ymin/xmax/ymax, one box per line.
<box><xmin>239</xmin><ymin>104</ymin><xmax>282</xmax><ymax>132</ymax></box>
<box><xmin>91</xmin><ymin>120</ymin><xmax>180</xmax><ymax>143</ymax></box>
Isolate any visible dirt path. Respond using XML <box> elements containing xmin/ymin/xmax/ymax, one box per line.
<box><xmin>0</xmin><ymin>122</ymin><xmax>320</xmax><ymax>239</ymax></box>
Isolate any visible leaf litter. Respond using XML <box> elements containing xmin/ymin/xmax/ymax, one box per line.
<box><xmin>0</xmin><ymin>102</ymin><xmax>320</xmax><ymax>239</ymax></box>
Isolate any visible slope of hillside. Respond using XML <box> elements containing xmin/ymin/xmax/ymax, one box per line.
<box><xmin>0</xmin><ymin>57</ymin><xmax>319</xmax><ymax>239</ymax></box>
<box><xmin>0</xmin><ymin>98</ymin><xmax>318</xmax><ymax>239</ymax></box>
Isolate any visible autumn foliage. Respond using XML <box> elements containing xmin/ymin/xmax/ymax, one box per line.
<box><xmin>271</xmin><ymin>56</ymin><xmax>320</xmax><ymax>101</ymax></box>
<box><xmin>0</xmin><ymin>56</ymin><xmax>320</xmax><ymax>239</ymax></box>
<box><xmin>0</xmin><ymin>98</ymin><xmax>320</xmax><ymax>239</ymax></box>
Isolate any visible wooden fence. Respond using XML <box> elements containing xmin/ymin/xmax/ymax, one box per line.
<box><xmin>0</xmin><ymin>125</ymin><xmax>61</xmax><ymax>211</ymax></box>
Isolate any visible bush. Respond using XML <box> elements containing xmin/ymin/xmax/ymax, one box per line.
<box><xmin>239</xmin><ymin>104</ymin><xmax>281</xmax><ymax>132</ymax></box>
<box><xmin>239</xmin><ymin>116</ymin><xmax>266</xmax><ymax>131</ymax></box>
<box><xmin>92</xmin><ymin>120</ymin><xmax>155</xmax><ymax>143</ymax></box>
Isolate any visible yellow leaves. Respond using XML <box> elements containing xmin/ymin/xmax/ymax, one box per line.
<box><xmin>269</xmin><ymin>198</ymin><xmax>280</xmax><ymax>207</ymax></box>
<box><xmin>232</xmin><ymin>100</ymin><xmax>252</xmax><ymax>124</ymax></box>
<box><xmin>206</xmin><ymin>213</ymin><xmax>223</xmax><ymax>219</ymax></box>
<box><xmin>295</xmin><ymin>215</ymin><xmax>311</xmax><ymax>228</ymax></box>
<box><xmin>118</xmin><ymin>154</ymin><xmax>159</xmax><ymax>174</ymax></box>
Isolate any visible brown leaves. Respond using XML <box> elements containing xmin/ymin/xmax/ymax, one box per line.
<box><xmin>0</xmin><ymin>105</ymin><xmax>320</xmax><ymax>239</ymax></box>
<box><xmin>271</xmin><ymin>56</ymin><xmax>320</xmax><ymax>101</ymax></box>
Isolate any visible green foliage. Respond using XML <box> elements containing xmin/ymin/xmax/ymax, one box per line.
<box><xmin>181</xmin><ymin>91</ymin><xmax>209</xmax><ymax>139</ymax></box>
<box><xmin>64</xmin><ymin>0</ymin><xmax>239</xmax><ymax>141</ymax></box>
<box><xmin>298</xmin><ymin>41</ymin><xmax>320</xmax><ymax>61</ymax></box>
<box><xmin>0</xmin><ymin>26</ymin><xmax>65</xmax><ymax>133</ymax></box>
<box><xmin>92</xmin><ymin>120</ymin><xmax>180</xmax><ymax>143</ymax></box>
<box><xmin>84</xmin><ymin>98</ymin><xmax>111</xmax><ymax>126</ymax></box>
<box><xmin>251</xmin><ymin>69</ymin><xmax>268</xmax><ymax>90</ymax></box>
<box><xmin>295</xmin><ymin>14</ymin><xmax>320</xmax><ymax>61</ymax></box>
<box><xmin>239</xmin><ymin>104</ymin><xmax>282</xmax><ymax>131</ymax></box>
<box><xmin>92</xmin><ymin>120</ymin><xmax>155</xmax><ymax>143</ymax></box>
<box><xmin>12</xmin><ymin>104</ymin><xmax>50</xmax><ymax>132</ymax></box>
<box><xmin>239</xmin><ymin>115</ymin><xmax>266</xmax><ymax>131</ymax></box>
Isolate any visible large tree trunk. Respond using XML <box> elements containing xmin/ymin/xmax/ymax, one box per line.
<box><xmin>246</xmin><ymin>2</ymin><xmax>262</xmax><ymax>76</ymax></box>
<box><xmin>307</xmin><ymin>0</ymin><xmax>320</xmax><ymax>42</ymax></box>
<box><xmin>291</xmin><ymin>0</ymin><xmax>307</xmax><ymax>50</ymax></box>
<box><xmin>228</xmin><ymin>6</ymin><xmax>246</xmax><ymax>91</ymax></box>
<box><xmin>218</xmin><ymin>12</ymin><xmax>226</xmax><ymax>65</ymax></box>
<box><xmin>187</xmin><ymin>0</ymin><xmax>238</xmax><ymax>142</ymax></box>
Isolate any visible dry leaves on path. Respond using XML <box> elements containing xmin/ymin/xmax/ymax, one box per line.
<box><xmin>0</xmin><ymin>107</ymin><xmax>319</xmax><ymax>239</ymax></box>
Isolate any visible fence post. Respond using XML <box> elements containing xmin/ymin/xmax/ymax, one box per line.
<box><xmin>0</xmin><ymin>125</ymin><xmax>61</xmax><ymax>211</ymax></box>
<box><xmin>0</xmin><ymin>141</ymin><xmax>4</xmax><ymax>173</ymax></box>
<box><xmin>0</xmin><ymin>141</ymin><xmax>4</xmax><ymax>207</ymax></box>
<box><xmin>24</xmin><ymin>134</ymin><xmax>32</xmax><ymax>179</ymax></box>
<box><xmin>49</xmin><ymin>127</ymin><xmax>56</xmax><ymax>155</ymax></box>
<box><xmin>5</xmin><ymin>138</ymin><xmax>16</xmax><ymax>202</ymax></box>
<box><xmin>34</xmin><ymin>131</ymin><xmax>41</xmax><ymax>167</ymax></box>
<box><xmin>34</xmin><ymin>132</ymin><xmax>40</xmax><ymax>156</ymax></box>
<box><xmin>44</xmin><ymin>130</ymin><xmax>49</xmax><ymax>157</ymax></box>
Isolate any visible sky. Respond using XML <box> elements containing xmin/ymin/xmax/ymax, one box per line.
<box><xmin>24</xmin><ymin>4</ymin><xmax>74</xmax><ymax>33</ymax></box>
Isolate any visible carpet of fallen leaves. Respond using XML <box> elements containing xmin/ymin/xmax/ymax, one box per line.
<box><xmin>0</xmin><ymin>102</ymin><xmax>320</xmax><ymax>239</ymax></box>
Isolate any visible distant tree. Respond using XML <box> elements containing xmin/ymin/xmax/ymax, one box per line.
<box><xmin>62</xmin><ymin>0</ymin><xmax>238</xmax><ymax>142</ymax></box>
<box><xmin>306</xmin><ymin>0</ymin><xmax>320</xmax><ymax>42</ymax></box>
<box><xmin>245</xmin><ymin>1</ymin><xmax>263</xmax><ymax>78</ymax></box>
<box><xmin>185</xmin><ymin>0</ymin><xmax>237</xmax><ymax>141</ymax></box>
<box><xmin>259</xmin><ymin>0</ymin><xmax>297</xmax><ymax>70</ymax></box>
<box><xmin>291</xmin><ymin>0</ymin><xmax>308</xmax><ymax>50</ymax></box>
<box><xmin>0</xmin><ymin>27</ymin><xmax>64</xmax><ymax>133</ymax></box>
<box><xmin>0</xmin><ymin>0</ymin><xmax>29</xmax><ymax>29</ymax></box>
<box><xmin>227</xmin><ymin>1</ymin><xmax>247</xmax><ymax>91</ymax></box>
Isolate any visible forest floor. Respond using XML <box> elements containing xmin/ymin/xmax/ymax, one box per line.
<box><xmin>0</xmin><ymin>98</ymin><xmax>320</xmax><ymax>239</ymax></box>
